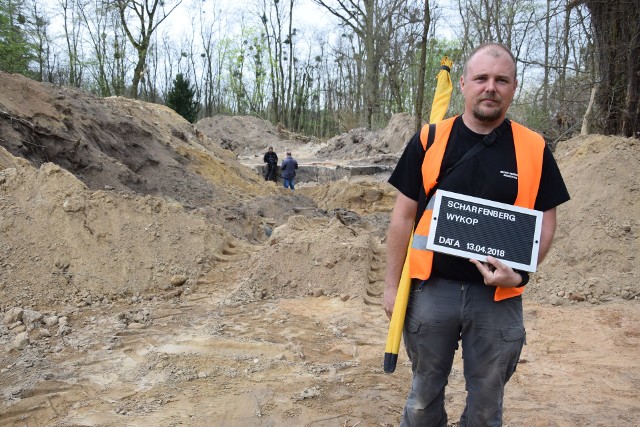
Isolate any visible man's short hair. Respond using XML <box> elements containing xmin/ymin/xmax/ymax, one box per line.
<box><xmin>463</xmin><ymin>43</ymin><xmax>517</xmax><ymax>80</ymax></box>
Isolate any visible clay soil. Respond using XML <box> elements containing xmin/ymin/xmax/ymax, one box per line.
<box><xmin>1</xmin><ymin>71</ymin><xmax>639</xmax><ymax>427</ymax></box>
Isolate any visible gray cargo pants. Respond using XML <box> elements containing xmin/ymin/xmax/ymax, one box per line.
<box><xmin>400</xmin><ymin>277</ymin><xmax>525</xmax><ymax>427</ymax></box>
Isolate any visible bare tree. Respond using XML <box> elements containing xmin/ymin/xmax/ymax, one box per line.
<box><xmin>110</xmin><ymin>28</ymin><xmax>129</xmax><ymax>96</ymax></box>
<box><xmin>311</xmin><ymin>0</ymin><xmax>406</xmax><ymax>129</ymax></box>
<box><xmin>258</xmin><ymin>0</ymin><xmax>283</xmax><ymax>123</ymax></box>
<box><xmin>195</xmin><ymin>3</ymin><xmax>220</xmax><ymax>117</ymax></box>
<box><xmin>78</xmin><ymin>0</ymin><xmax>117</xmax><ymax>96</ymax></box>
<box><xmin>257</xmin><ymin>0</ymin><xmax>298</xmax><ymax>126</ymax></box>
<box><xmin>115</xmin><ymin>0</ymin><xmax>182</xmax><ymax>99</ymax></box>
<box><xmin>59</xmin><ymin>0</ymin><xmax>84</xmax><ymax>86</ymax></box>
<box><xmin>383</xmin><ymin>4</ymin><xmax>424</xmax><ymax>116</ymax></box>
<box><xmin>24</xmin><ymin>0</ymin><xmax>51</xmax><ymax>82</ymax></box>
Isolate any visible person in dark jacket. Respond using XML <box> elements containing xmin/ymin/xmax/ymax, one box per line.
<box><xmin>280</xmin><ymin>150</ymin><xmax>298</xmax><ymax>190</ymax></box>
<box><xmin>263</xmin><ymin>146</ymin><xmax>278</xmax><ymax>182</ymax></box>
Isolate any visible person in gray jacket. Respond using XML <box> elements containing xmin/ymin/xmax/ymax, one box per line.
<box><xmin>280</xmin><ymin>150</ymin><xmax>299</xmax><ymax>190</ymax></box>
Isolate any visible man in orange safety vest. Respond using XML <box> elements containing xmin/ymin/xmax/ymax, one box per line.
<box><xmin>383</xmin><ymin>43</ymin><xmax>570</xmax><ymax>426</ymax></box>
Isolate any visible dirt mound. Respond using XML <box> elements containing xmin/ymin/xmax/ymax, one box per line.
<box><xmin>315</xmin><ymin>112</ymin><xmax>415</xmax><ymax>162</ymax></box>
<box><xmin>0</xmin><ymin>71</ymin><xmax>264</xmax><ymax>208</ymax></box>
<box><xmin>298</xmin><ymin>179</ymin><xmax>396</xmax><ymax>213</ymax></box>
<box><xmin>222</xmin><ymin>214</ymin><xmax>385</xmax><ymax>303</ymax></box>
<box><xmin>532</xmin><ymin>135</ymin><xmax>640</xmax><ymax>303</ymax></box>
<box><xmin>0</xmin><ymin>152</ymin><xmax>235</xmax><ymax>307</ymax></box>
<box><xmin>195</xmin><ymin>114</ymin><xmax>318</xmax><ymax>164</ymax></box>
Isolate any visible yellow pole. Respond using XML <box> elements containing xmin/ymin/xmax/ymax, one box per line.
<box><xmin>383</xmin><ymin>234</ymin><xmax>414</xmax><ymax>372</ymax></box>
<box><xmin>429</xmin><ymin>56</ymin><xmax>454</xmax><ymax>124</ymax></box>
<box><xmin>384</xmin><ymin>56</ymin><xmax>453</xmax><ymax>374</ymax></box>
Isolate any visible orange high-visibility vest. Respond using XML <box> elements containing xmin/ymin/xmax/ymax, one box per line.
<box><xmin>409</xmin><ymin>116</ymin><xmax>545</xmax><ymax>301</ymax></box>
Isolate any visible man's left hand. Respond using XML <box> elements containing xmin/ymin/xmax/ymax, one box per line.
<box><xmin>470</xmin><ymin>256</ymin><xmax>522</xmax><ymax>287</ymax></box>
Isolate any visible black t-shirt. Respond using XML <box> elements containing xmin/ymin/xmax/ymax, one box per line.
<box><xmin>388</xmin><ymin>116</ymin><xmax>570</xmax><ymax>282</ymax></box>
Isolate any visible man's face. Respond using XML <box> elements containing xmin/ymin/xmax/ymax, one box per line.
<box><xmin>460</xmin><ymin>48</ymin><xmax>517</xmax><ymax>123</ymax></box>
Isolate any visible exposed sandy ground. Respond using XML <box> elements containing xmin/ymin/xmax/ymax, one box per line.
<box><xmin>1</xmin><ymin>71</ymin><xmax>639</xmax><ymax>426</ymax></box>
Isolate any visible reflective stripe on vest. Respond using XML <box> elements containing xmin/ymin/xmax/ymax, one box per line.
<box><xmin>409</xmin><ymin>116</ymin><xmax>545</xmax><ymax>301</ymax></box>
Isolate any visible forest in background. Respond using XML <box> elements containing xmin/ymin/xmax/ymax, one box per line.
<box><xmin>1</xmin><ymin>0</ymin><xmax>638</xmax><ymax>140</ymax></box>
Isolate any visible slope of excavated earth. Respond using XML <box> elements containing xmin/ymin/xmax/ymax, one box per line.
<box><xmin>1</xmin><ymin>70</ymin><xmax>639</xmax><ymax>427</ymax></box>
<box><xmin>530</xmin><ymin>135</ymin><xmax>640</xmax><ymax>303</ymax></box>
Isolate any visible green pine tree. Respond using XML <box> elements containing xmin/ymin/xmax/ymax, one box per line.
<box><xmin>166</xmin><ymin>73</ymin><xmax>199</xmax><ymax>123</ymax></box>
<box><xmin>0</xmin><ymin>0</ymin><xmax>35</xmax><ymax>75</ymax></box>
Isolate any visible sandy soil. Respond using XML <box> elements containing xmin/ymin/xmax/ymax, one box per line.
<box><xmin>1</xmin><ymin>70</ymin><xmax>639</xmax><ymax>426</ymax></box>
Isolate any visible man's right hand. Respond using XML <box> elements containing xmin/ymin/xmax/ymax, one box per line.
<box><xmin>383</xmin><ymin>284</ymin><xmax>398</xmax><ymax>320</ymax></box>
<box><xmin>383</xmin><ymin>192</ymin><xmax>417</xmax><ymax>320</ymax></box>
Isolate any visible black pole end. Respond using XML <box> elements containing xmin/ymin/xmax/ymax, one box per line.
<box><xmin>384</xmin><ymin>352</ymin><xmax>398</xmax><ymax>373</ymax></box>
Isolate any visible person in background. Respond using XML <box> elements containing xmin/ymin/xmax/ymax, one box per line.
<box><xmin>383</xmin><ymin>43</ymin><xmax>570</xmax><ymax>426</ymax></box>
<box><xmin>263</xmin><ymin>146</ymin><xmax>278</xmax><ymax>182</ymax></box>
<box><xmin>280</xmin><ymin>150</ymin><xmax>298</xmax><ymax>190</ymax></box>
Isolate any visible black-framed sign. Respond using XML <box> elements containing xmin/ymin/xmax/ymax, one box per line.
<box><xmin>426</xmin><ymin>190</ymin><xmax>543</xmax><ymax>272</ymax></box>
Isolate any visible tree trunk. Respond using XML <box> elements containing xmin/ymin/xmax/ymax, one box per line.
<box><xmin>581</xmin><ymin>85</ymin><xmax>597</xmax><ymax>135</ymax></box>
<box><xmin>414</xmin><ymin>0</ymin><xmax>430</xmax><ymax>132</ymax></box>
<box><xmin>363</xmin><ymin>0</ymin><xmax>376</xmax><ymax>128</ymax></box>
<box><xmin>585</xmin><ymin>0</ymin><xmax>640</xmax><ymax>137</ymax></box>
<box><xmin>116</xmin><ymin>0</ymin><xmax>182</xmax><ymax>99</ymax></box>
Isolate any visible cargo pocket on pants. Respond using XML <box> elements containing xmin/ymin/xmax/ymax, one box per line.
<box><xmin>403</xmin><ymin>309</ymin><xmax>423</xmax><ymax>362</ymax></box>
<box><xmin>501</xmin><ymin>326</ymin><xmax>526</xmax><ymax>381</ymax></box>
